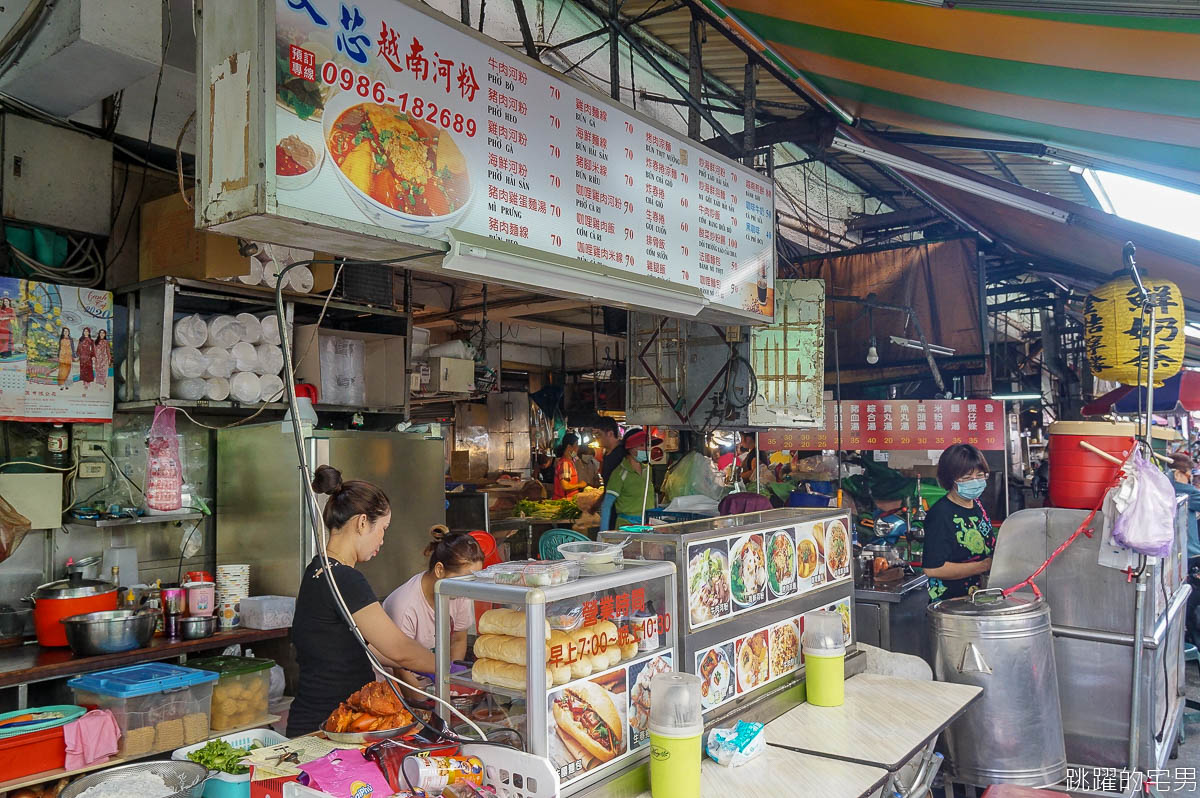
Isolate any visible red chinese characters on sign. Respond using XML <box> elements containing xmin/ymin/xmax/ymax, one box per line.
<box><xmin>760</xmin><ymin>400</ymin><xmax>1005</xmax><ymax>451</ymax></box>
<box><xmin>289</xmin><ymin>45</ymin><xmax>316</xmax><ymax>81</ymax></box>
<box><xmin>488</xmin><ymin>57</ymin><xmax>528</xmax><ymax>86</ymax></box>
<box><xmin>372</xmin><ymin>30</ymin><xmax>479</xmax><ymax>102</ymax></box>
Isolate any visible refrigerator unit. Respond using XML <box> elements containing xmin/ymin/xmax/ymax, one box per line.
<box><xmin>216</xmin><ymin>423</ymin><xmax>446</xmax><ymax>598</ymax></box>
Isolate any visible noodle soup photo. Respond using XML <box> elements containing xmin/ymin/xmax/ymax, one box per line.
<box><xmin>322</xmin><ymin>93</ymin><xmax>474</xmax><ymax>234</ymax></box>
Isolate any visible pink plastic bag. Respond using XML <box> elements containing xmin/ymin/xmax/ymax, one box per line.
<box><xmin>1111</xmin><ymin>447</ymin><xmax>1176</xmax><ymax>558</ymax></box>
<box><xmin>144</xmin><ymin>406</ymin><xmax>183</xmax><ymax>513</ymax></box>
<box><xmin>299</xmin><ymin>750</ymin><xmax>394</xmax><ymax>798</ymax></box>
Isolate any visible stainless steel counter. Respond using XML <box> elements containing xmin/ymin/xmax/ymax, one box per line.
<box><xmin>854</xmin><ymin>573</ymin><xmax>930</xmax><ymax>662</ymax></box>
<box><xmin>855</xmin><ymin>573</ymin><xmax>929</xmax><ymax>604</ymax></box>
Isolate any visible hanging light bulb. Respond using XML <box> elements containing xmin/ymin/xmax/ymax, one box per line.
<box><xmin>866</xmin><ymin>337</ymin><xmax>879</xmax><ymax>365</ymax></box>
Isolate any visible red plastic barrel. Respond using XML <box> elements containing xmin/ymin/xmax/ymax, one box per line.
<box><xmin>1047</xmin><ymin>421</ymin><xmax>1135</xmax><ymax>509</ymax></box>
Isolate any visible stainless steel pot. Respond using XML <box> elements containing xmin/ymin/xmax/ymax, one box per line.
<box><xmin>60</xmin><ymin>609</ymin><xmax>159</xmax><ymax>656</ymax></box>
<box><xmin>929</xmin><ymin>590</ymin><xmax>1067</xmax><ymax>786</ymax></box>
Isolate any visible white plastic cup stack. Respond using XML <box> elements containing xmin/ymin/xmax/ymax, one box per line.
<box><xmin>288</xmin><ymin>266</ymin><xmax>315</xmax><ymax>293</ymax></box>
<box><xmin>258</xmin><ymin>373</ymin><xmax>285</xmax><ymax>403</ymax></box>
<box><xmin>254</xmin><ymin>344</ymin><xmax>284</xmax><ymax>376</ymax></box>
<box><xmin>236</xmin><ymin>313</ymin><xmax>262</xmax><ymax>344</ymax></box>
<box><xmin>202</xmin><ymin>347</ymin><xmax>235</xmax><ymax>379</ymax></box>
<box><xmin>229</xmin><ymin>372</ymin><xmax>261</xmax><ymax>404</ymax></box>
<box><xmin>207</xmin><ymin>315</ymin><xmax>243</xmax><ymax>349</ymax></box>
<box><xmin>205</xmin><ymin>377</ymin><xmax>230</xmax><ymax>401</ymax></box>
<box><xmin>172</xmin><ymin>315</ymin><xmax>208</xmax><ymax>348</ymax></box>
<box><xmin>237</xmin><ymin>257</ymin><xmax>264</xmax><ymax>286</ymax></box>
<box><xmin>260</xmin><ymin>315</ymin><xmax>288</xmax><ymax>347</ymax></box>
<box><xmin>172</xmin><ymin>378</ymin><xmax>206</xmax><ymax>401</ymax></box>
<box><xmin>170</xmin><ymin>347</ymin><xmax>207</xmax><ymax>380</ymax></box>
<box><xmin>231</xmin><ymin>342</ymin><xmax>259</xmax><ymax>373</ymax></box>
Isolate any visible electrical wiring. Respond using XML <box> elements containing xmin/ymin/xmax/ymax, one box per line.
<box><xmin>272</xmin><ymin>255</ymin><xmax>490</xmax><ymax>745</ymax></box>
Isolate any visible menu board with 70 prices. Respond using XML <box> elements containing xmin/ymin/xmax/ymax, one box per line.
<box><xmin>274</xmin><ymin>0</ymin><xmax>774</xmax><ymax>319</ymax></box>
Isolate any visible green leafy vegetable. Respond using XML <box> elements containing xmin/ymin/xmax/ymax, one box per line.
<box><xmin>513</xmin><ymin>499</ymin><xmax>582</xmax><ymax>520</ymax></box>
<box><xmin>186</xmin><ymin>739</ymin><xmax>260</xmax><ymax>775</ymax></box>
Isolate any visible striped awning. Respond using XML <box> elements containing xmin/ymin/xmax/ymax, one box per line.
<box><xmin>712</xmin><ymin>0</ymin><xmax>1200</xmax><ymax>188</ymax></box>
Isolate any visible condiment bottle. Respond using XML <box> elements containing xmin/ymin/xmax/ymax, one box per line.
<box><xmin>648</xmin><ymin>672</ymin><xmax>703</xmax><ymax>798</ymax></box>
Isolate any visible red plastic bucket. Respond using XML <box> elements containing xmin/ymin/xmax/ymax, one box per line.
<box><xmin>1047</xmin><ymin>421</ymin><xmax>1135</xmax><ymax>509</ymax></box>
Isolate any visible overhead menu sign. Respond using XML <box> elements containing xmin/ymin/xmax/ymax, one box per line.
<box><xmin>208</xmin><ymin>0</ymin><xmax>776</xmax><ymax>320</ymax></box>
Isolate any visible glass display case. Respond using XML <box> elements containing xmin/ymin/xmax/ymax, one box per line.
<box><xmin>600</xmin><ymin>508</ymin><xmax>854</xmax><ymax>723</ymax></box>
<box><xmin>435</xmin><ymin>559</ymin><xmax>678</xmax><ymax>796</ymax></box>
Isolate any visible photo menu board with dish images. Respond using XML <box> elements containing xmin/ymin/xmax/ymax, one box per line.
<box><xmin>686</xmin><ymin>515</ymin><xmax>852</xmax><ymax>632</ymax></box>
<box><xmin>273</xmin><ymin>0</ymin><xmax>774</xmax><ymax>320</ymax></box>
<box><xmin>694</xmin><ymin>597</ymin><xmax>852</xmax><ymax>714</ymax></box>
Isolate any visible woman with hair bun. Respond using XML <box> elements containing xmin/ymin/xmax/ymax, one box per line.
<box><xmin>383</xmin><ymin>525</ymin><xmax>485</xmax><ymax>664</ymax></box>
<box><xmin>287</xmin><ymin>465</ymin><xmax>438</xmax><ymax>737</ymax></box>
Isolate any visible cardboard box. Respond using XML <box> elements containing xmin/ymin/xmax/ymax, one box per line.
<box><xmin>139</xmin><ymin>191</ymin><xmax>335</xmax><ymax>290</ymax></box>
<box><xmin>293</xmin><ymin>325</ymin><xmax>406</xmax><ymax>408</ymax></box>
<box><xmin>427</xmin><ymin>357</ymin><xmax>475</xmax><ymax>393</ymax></box>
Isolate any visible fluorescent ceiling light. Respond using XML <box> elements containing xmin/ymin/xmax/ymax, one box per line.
<box><xmin>443</xmin><ymin>229</ymin><xmax>707</xmax><ymax>318</ymax></box>
<box><xmin>991</xmin><ymin>392</ymin><xmax>1042</xmax><ymax>401</ymax></box>
<box><xmin>889</xmin><ymin>336</ymin><xmax>956</xmax><ymax>356</ymax></box>
<box><xmin>831</xmin><ymin>139</ymin><xmax>1071</xmax><ymax>222</ymax></box>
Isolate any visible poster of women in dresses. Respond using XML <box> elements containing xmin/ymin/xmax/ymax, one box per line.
<box><xmin>0</xmin><ymin>279</ymin><xmax>113</xmax><ymax>422</ymax></box>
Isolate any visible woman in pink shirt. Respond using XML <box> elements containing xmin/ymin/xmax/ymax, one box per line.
<box><xmin>382</xmin><ymin>527</ymin><xmax>484</xmax><ymax>666</ymax></box>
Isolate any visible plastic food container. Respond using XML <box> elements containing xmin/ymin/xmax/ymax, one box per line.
<box><xmin>239</xmin><ymin>596</ymin><xmax>296</xmax><ymax>630</ymax></box>
<box><xmin>188</xmin><ymin>656</ymin><xmax>274</xmax><ymax>731</ymax></box>
<box><xmin>480</xmin><ymin>560</ymin><xmax>579</xmax><ymax>586</ymax></box>
<box><xmin>68</xmin><ymin>663</ymin><xmax>218</xmax><ymax>756</ymax></box>
<box><xmin>173</xmin><ymin>727</ymin><xmax>287</xmax><ymax>798</ymax></box>
<box><xmin>556</xmin><ymin>541</ymin><xmax>625</xmax><ymax>574</ymax></box>
<box><xmin>0</xmin><ymin>726</ymin><xmax>67</xmax><ymax>782</ymax></box>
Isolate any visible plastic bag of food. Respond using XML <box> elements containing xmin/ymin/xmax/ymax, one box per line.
<box><xmin>145</xmin><ymin>406</ymin><xmax>183</xmax><ymax>513</ymax></box>
<box><xmin>662</xmin><ymin>451</ymin><xmax>726</xmax><ymax>502</ymax></box>
<box><xmin>1111</xmin><ymin>447</ymin><xmax>1176</xmax><ymax>557</ymax></box>
<box><xmin>706</xmin><ymin>720</ymin><xmax>765</xmax><ymax>767</ymax></box>
<box><xmin>0</xmin><ymin>492</ymin><xmax>30</xmax><ymax>564</ymax></box>
<box><xmin>300</xmin><ymin>750</ymin><xmax>392</xmax><ymax>798</ymax></box>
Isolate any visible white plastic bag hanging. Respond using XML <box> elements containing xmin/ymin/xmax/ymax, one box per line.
<box><xmin>145</xmin><ymin>406</ymin><xmax>183</xmax><ymax>514</ymax></box>
<box><xmin>1111</xmin><ymin>447</ymin><xmax>1175</xmax><ymax>557</ymax></box>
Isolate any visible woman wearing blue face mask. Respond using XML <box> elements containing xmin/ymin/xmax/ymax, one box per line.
<box><xmin>599</xmin><ymin>428</ymin><xmax>659</xmax><ymax>530</ymax></box>
<box><xmin>922</xmin><ymin>443</ymin><xmax>996</xmax><ymax>602</ymax></box>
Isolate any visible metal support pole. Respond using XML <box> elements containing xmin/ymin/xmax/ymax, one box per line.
<box><xmin>511</xmin><ymin>0</ymin><xmax>541</xmax><ymax>60</ymax></box>
<box><xmin>743</xmin><ymin>61</ymin><xmax>757</xmax><ymax>166</ymax></box>
<box><xmin>609</xmin><ymin>0</ymin><xmax>621</xmax><ymax>101</ymax></box>
<box><xmin>687</xmin><ymin>12</ymin><xmax>703</xmax><ymax>139</ymax></box>
<box><xmin>460</xmin><ymin>0</ymin><xmax>470</xmax><ymax>25</ymax></box>
<box><xmin>1130</xmin><ymin>557</ymin><xmax>1148</xmax><ymax>771</ymax></box>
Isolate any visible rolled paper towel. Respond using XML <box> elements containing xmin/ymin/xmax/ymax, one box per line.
<box><xmin>205</xmin><ymin>377</ymin><xmax>230</xmax><ymax>401</ymax></box>
<box><xmin>172</xmin><ymin>314</ymin><xmax>208</xmax><ymax>348</ymax></box>
<box><xmin>260</xmin><ymin>315</ymin><xmax>290</xmax><ymax>346</ymax></box>
<box><xmin>231</xmin><ymin>341</ymin><xmax>259</xmax><ymax>373</ymax></box>
<box><xmin>288</xmin><ymin>266</ymin><xmax>315</xmax><ymax>293</ymax></box>
<box><xmin>258</xmin><ymin>373</ymin><xmax>285</xmax><ymax>402</ymax></box>
<box><xmin>254</xmin><ymin>344</ymin><xmax>284</xmax><ymax>376</ymax></box>
<box><xmin>237</xmin><ymin>257</ymin><xmax>264</xmax><ymax>285</ymax></box>
<box><xmin>236</xmin><ymin>313</ymin><xmax>262</xmax><ymax>344</ymax></box>
<box><xmin>207</xmin><ymin>315</ymin><xmax>244</xmax><ymax>349</ymax></box>
<box><xmin>202</xmin><ymin>347</ymin><xmax>235</xmax><ymax>379</ymax></box>
<box><xmin>173</xmin><ymin>378</ymin><xmax>206</xmax><ymax>401</ymax></box>
<box><xmin>170</xmin><ymin>347</ymin><xmax>208</xmax><ymax>380</ymax></box>
<box><xmin>229</xmin><ymin>372</ymin><xmax>262</xmax><ymax>404</ymax></box>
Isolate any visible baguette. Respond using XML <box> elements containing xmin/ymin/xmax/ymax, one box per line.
<box><xmin>478</xmin><ymin>608</ymin><xmax>551</xmax><ymax>639</ymax></box>
<box><xmin>550</xmin><ymin>661</ymin><xmax>573</xmax><ymax>686</ymax></box>
<box><xmin>472</xmin><ymin>658</ymin><xmax>528</xmax><ymax>690</ymax></box>
<box><xmin>621</xmin><ymin>641</ymin><xmax>640</xmax><ymax>659</ymax></box>
<box><xmin>473</xmin><ymin>634</ymin><xmax>549</xmax><ymax>666</ymax></box>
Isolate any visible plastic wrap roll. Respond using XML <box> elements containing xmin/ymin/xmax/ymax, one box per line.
<box><xmin>205</xmin><ymin>377</ymin><xmax>230</xmax><ymax>401</ymax></box>
<box><xmin>172</xmin><ymin>314</ymin><xmax>208</xmax><ymax>348</ymax></box>
<box><xmin>207</xmin><ymin>315</ymin><xmax>244</xmax><ymax>349</ymax></box>
<box><xmin>236</xmin><ymin>313</ymin><xmax>262</xmax><ymax>344</ymax></box>
<box><xmin>231</xmin><ymin>341</ymin><xmax>259</xmax><ymax>373</ymax></box>
<box><xmin>254</xmin><ymin>343</ymin><xmax>284</xmax><ymax>376</ymax></box>
<box><xmin>229</xmin><ymin>372</ymin><xmax>262</xmax><ymax>404</ymax></box>
<box><xmin>170</xmin><ymin>347</ymin><xmax>208</xmax><ymax>380</ymax></box>
<box><xmin>237</xmin><ymin>257</ymin><xmax>264</xmax><ymax>285</ymax></box>
<box><xmin>201</xmin><ymin>347</ymin><xmax>235</xmax><ymax>379</ymax></box>
<box><xmin>260</xmin><ymin>315</ymin><xmax>291</xmax><ymax>346</ymax></box>
<box><xmin>172</xmin><ymin>378</ymin><xmax>206</xmax><ymax>401</ymax></box>
<box><xmin>258</xmin><ymin>373</ymin><xmax>285</xmax><ymax>403</ymax></box>
<box><xmin>288</xmin><ymin>266</ymin><xmax>315</xmax><ymax>293</ymax></box>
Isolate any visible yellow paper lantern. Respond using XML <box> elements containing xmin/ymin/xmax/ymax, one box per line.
<box><xmin>1084</xmin><ymin>276</ymin><xmax>1184</xmax><ymax>387</ymax></box>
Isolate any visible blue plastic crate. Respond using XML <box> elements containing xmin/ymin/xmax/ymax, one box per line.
<box><xmin>68</xmin><ymin>663</ymin><xmax>217</xmax><ymax>698</ymax></box>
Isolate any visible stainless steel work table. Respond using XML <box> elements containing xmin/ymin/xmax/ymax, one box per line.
<box><xmin>764</xmin><ymin>673</ymin><xmax>982</xmax><ymax>792</ymax></box>
<box><xmin>631</xmin><ymin>745</ymin><xmax>889</xmax><ymax>798</ymax></box>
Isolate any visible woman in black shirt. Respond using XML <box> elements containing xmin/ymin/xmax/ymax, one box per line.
<box><xmin>287</xmin><ymin>465</ymin><xmax>437</xmax><ymax>736</ymax></box>
<box><xmin>923</xmin><ymin>443</ymin><xmax>996</xmax><ymax>602</ymax></box>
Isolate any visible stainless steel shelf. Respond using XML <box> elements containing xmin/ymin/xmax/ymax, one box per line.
<box><xmin>115</xmin><ymin>399</ymin><xmax>407</xmax><ymax>415</ymax></box>
<box><xmin>449</xmin><ymin>674</ymin><xmax>526</xmax><ymax>699</ymax></box>
<box><xmin>69</xmin><ymin>511</ymin><xmax>205</xmax><ymax>527</ymax></box>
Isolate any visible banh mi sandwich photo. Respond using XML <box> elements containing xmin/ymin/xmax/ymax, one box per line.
<box><xmin>551</xmin><ymin>680</ymin><xmax>625</xmax><ymax>763</ymax></box>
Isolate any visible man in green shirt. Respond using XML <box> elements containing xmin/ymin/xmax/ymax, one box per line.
<box><xmin>599</xmin><ymin>429</ymin><xmax>659</xmax><ymax>530</ymax></box>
